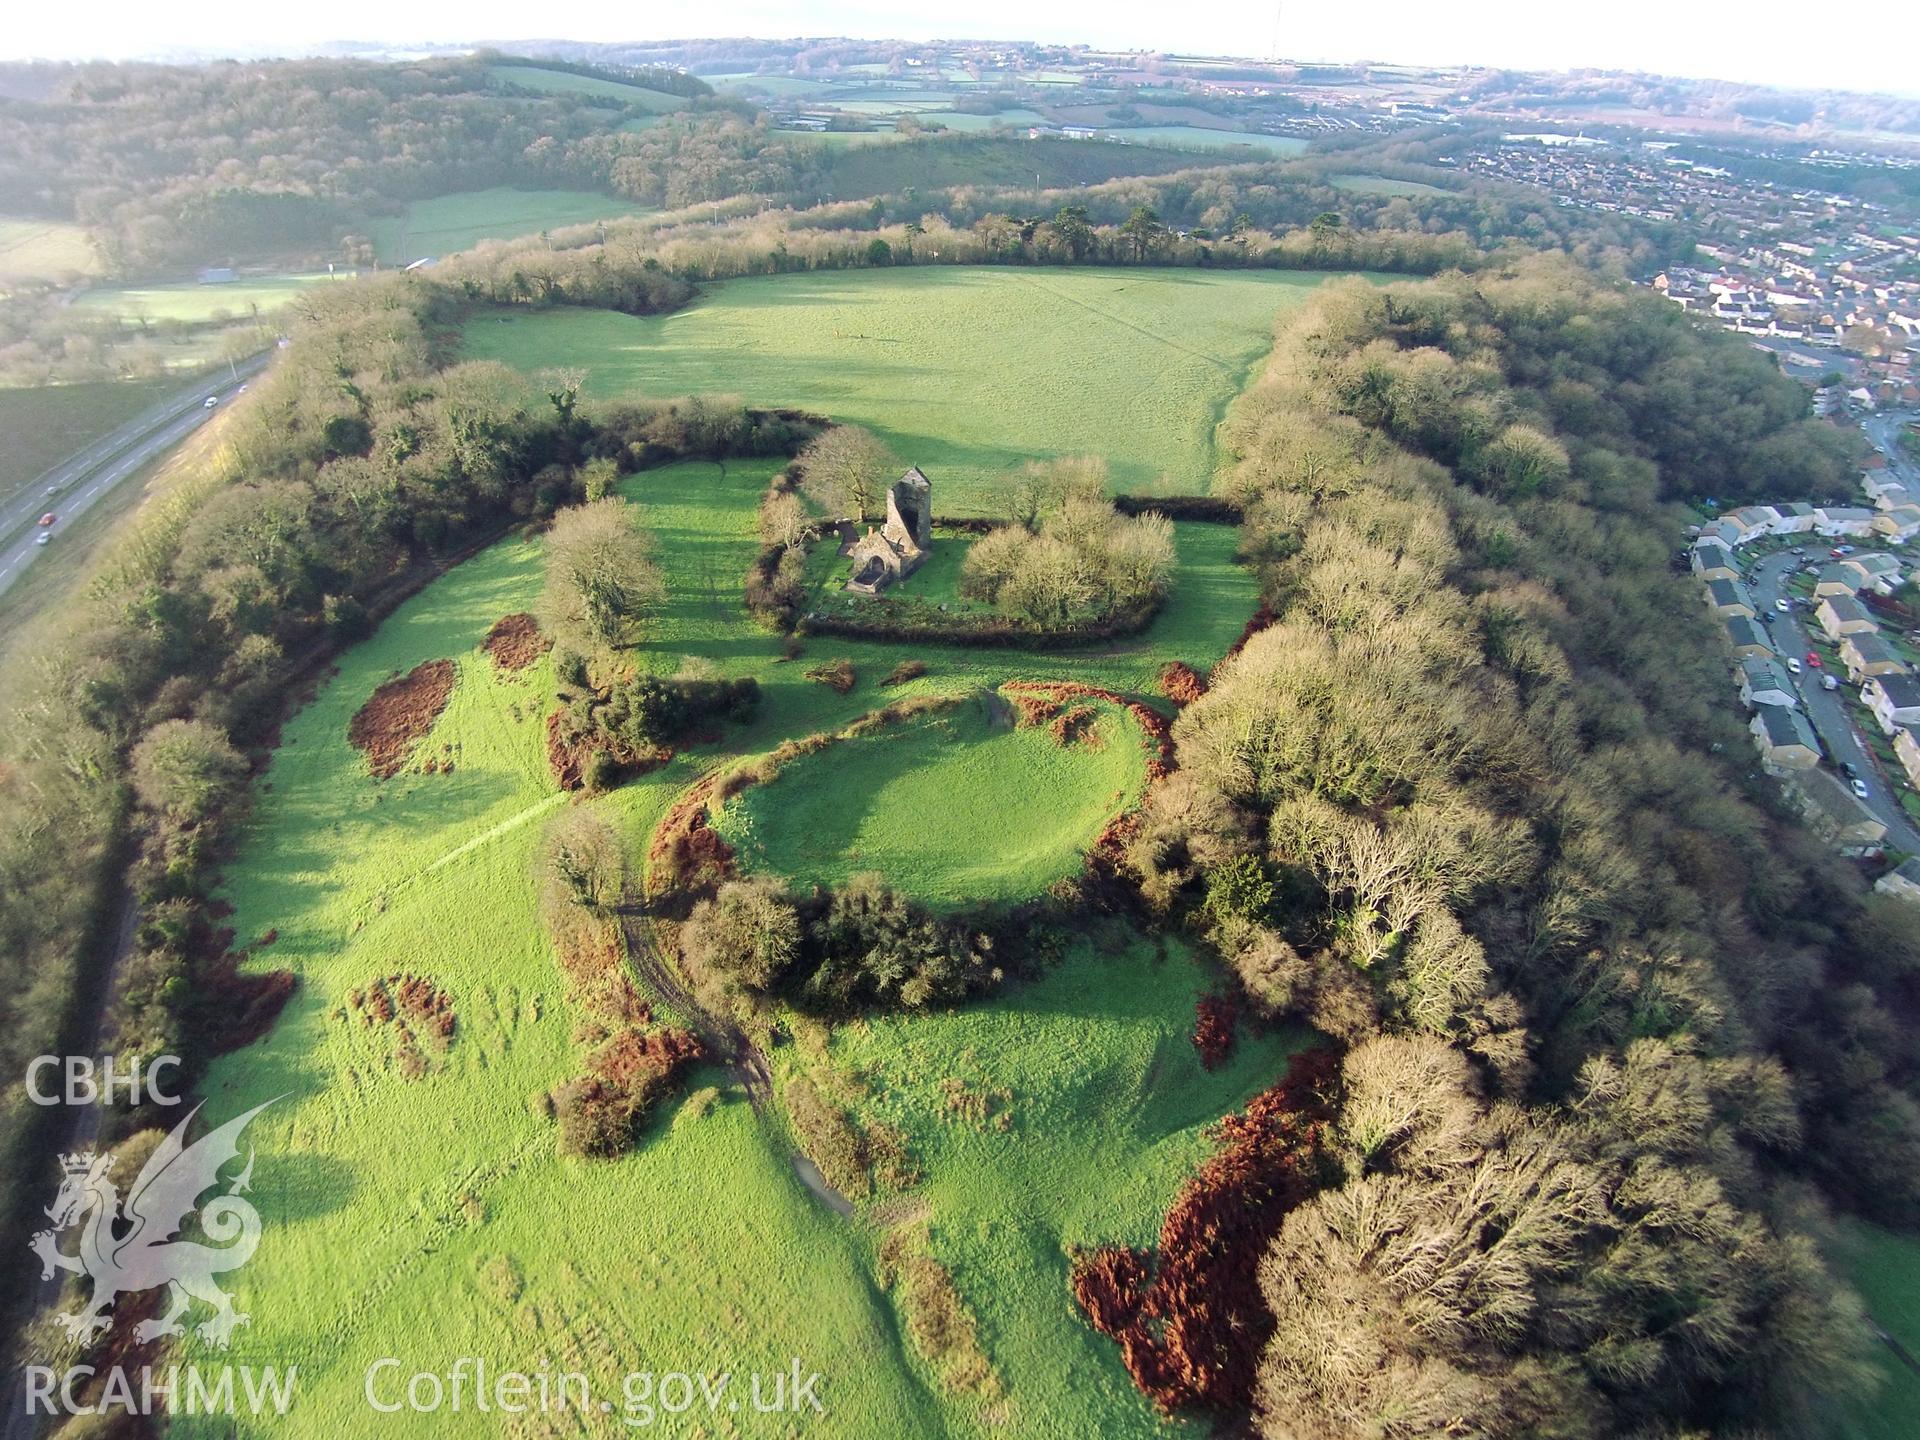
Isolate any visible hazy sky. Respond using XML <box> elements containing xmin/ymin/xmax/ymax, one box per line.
<box><xmin>5</xmin><ymin>0</ymin><xmax>1917</xmax><ymax>98</ymax></box>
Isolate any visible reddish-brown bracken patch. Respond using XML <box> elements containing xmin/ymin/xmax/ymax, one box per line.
<box><xmin>1158</xmin><ymin>661</ymin><xmax>1208</xmax><ymax>706</ymax></box>
<box><xmin>482</xmin><ymin>612</ymin><xmax>550</xmax><ymax>672</ymax></box>
<box><xmin>1010</xmin><ymin>691</ymin><xmax>1060</xmax><ymax>728</ymax></box>
<box><xmin>348</xmin><ymin>659</ymin><xmax>456</xmax><ymax>778</ymax></box>
<box><xmin>1071</xmin><ymin>1046</ymin><xmax>1335</xmax><ymax>1416</ymax></box>
<box><xmin>1048</xmin><ymin>704</ymin><xmax>1100</xmax><ymax>748</ymax></box>
<box><xmin>648</xmin><ymin>772</ymin><xmax>736</xmax><ymax>899</ymax></box>
<box><xmin>1191</xmin><ymin>992</ymin><xmax>1240</xmax><ymax>1069</ymax></box>
<box><xmin>347</xmin><ymin>972</ymin><xmax>457</xmax><ymax>1080</ymax></box>
<box><xmin>1002</xmin><ymin>681</ymin><xmax>1174</xmax><ymax>781</ymax></box>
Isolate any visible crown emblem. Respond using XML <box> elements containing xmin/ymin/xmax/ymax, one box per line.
<box><xmin>58</xmin><ymin>1151</ymin><xmax>97</xmax><ymax>1175</ymax></box>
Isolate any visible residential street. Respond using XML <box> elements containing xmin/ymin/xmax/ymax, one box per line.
<box><xmin>1747</xmin><ymin>547</ymin><xmax>1920</xmax><ymax>851</ymax></box>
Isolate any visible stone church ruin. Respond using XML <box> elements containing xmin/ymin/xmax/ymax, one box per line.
<box><xmin>844</xmin><ymin>466</ymin><xmax>933</xmax><ymax>594</ymax></box>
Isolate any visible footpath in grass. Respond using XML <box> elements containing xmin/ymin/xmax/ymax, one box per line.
<box><xmin>464</xmin><ymin>267</ymin><xmax>1331</xmax><ymax>513</ymax></box>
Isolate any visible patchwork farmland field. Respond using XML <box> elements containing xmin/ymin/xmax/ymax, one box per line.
<box><xmin>371</xmin><ymin>188</ymin><xmax>657</xmax><ymax>265</ymax></box>
<box><xmin>463</xmin><ymin>267</ymin><xmax>1333</xmax><ymax>513</ymax></box>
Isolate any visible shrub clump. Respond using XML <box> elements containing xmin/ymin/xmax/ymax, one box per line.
<box><xmin>682</xmin><ymin>871</ymin><xmax>1002</xmax><ymax>1012</ymax></box>
<box><xmin>804</xmin><ymin>658</ymin><xmax>857</xmax><ymax>694</ymax></box>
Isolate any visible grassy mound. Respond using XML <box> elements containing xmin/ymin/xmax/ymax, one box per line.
<box><xmin>711</xmin><ymin>691</ymin><xmax>1147</xmax><ymax>907</ymax></box>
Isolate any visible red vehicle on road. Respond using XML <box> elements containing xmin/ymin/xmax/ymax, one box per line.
<box><xmin>37</xmin><ymin>512</ymin><xmax>56</xmax><ymax>527</ymax></box>
<box><xmin>1806</xmin><ymin>652</ymin><xmax>1823</xmax><ymax>668</ymax></box>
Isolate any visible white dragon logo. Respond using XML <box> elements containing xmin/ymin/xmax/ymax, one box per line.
<box><xmin>30</xmin><ymin>1099</ymin><xmax>276</xmax><ymax>1349</ymax></box>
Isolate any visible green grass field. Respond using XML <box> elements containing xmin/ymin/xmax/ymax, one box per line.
<box><xmin>72</xmin><ymin>273</ymin><xmax>348</xmax><ymax>324</ymax></box>
<box><xmin>370</xmin><ymin>188</ymin><xmax>655</xmax><ymax>264</ymax></box>
<box><xmin>177</xmin><ymin>265</ymin><xmax>1335</xmax><ymax>1435</ymax></box>
<box><xmin>1100</xmin><ymin>126</ymin><xmax>1309</xmax><ymax>154</ymax></box>
<box><xmin>0</xmin><ymin>377</ymin><xmax>183</xmax><ymax>504</ymax></box>
<box><xmin>463</xmin><ymin>267</ymin><xmax>1332</xmax><ymax>513</ymax></box>
<box><xmin>185</xmin><ymin>443</ymin><xmax>1265</xmax><ymax>1436</ymax></box>
<box><xmin>0</xmin><ymin>217</ymin><xmax>100</xmax><ymax>284</ymax></box>
<box><xmin>1834</xmin><ymin>1221</ymin><xmax>1920</xmax><ymax>1439</ymax></box>
<box><xmin>1330</xmin><ymin>173</ymin><xmax>1450</xmax><ymax>196</ymax></box>
<box><xmin>711</xmin><ymin>694</ymin><xmax>1147</xmax><ymax>907</ymax></box>
<box><xmin>921</xmin><ymin>109</ymin><xmax>1044</xmax><ymax>133</ymax></box>
<box><xmin>487</xmin><ymin>63</ymin><xmax>689</xmax><ymax>111</ymax></box>
<box><xmin>813</xmin><ymin>135</ymin><xmax>1236</xmax><ymax>199</ymax></box>
<box><xmin>826</xmin><ymin>933</ymin><xmax>1311</xmax><ymax>1435</ymax></box>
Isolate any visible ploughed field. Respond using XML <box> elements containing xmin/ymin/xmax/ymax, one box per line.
<box><xmin>182</xmin><ymin>268</ymin><xmax>1342</xmax><ymax>1437</ymax></box>
<box><xmin>461</xmin><ymin>266</ymin><xmax>1330</xmax><ymax>513</ymax></box>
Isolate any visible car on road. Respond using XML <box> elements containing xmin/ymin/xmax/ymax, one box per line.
<box><xmin>1787</xmin><ymin>657</ymin><xmax>1803</xmax><ymax>674</ymax></box>
<box><xmin>1841</xmin><ymin>761</ymin><xmax>1860</xmax><ymax>780</ymax></box>
<box><xmin>35</xmin><ymin>532</ymin><xmax>51</xmax><ymax>546</ymax></box>
<box><xmin>44</xmin><ymin>484</ymin><xmax>59</xmax><ymax>496</ymax></box>
<box><xmin>1806</xmin><ymin>652</ymin><xmax>1823</xmax><ymax>668</ymax></box>
<box><xmin>1823</xmin><ymin>674</ymin><xmax>1841</xmax><ymax>691</ymax></box>
<box><xmin>203</xmin><ymin>395</ymin><xmax>218</xmax><ymax>408</ymax></box>
<box><xmin>1830</xmin><ymin>548</ymin><xmax>1846</xmax><ymax>558</ymax></box>
<box><xmin>1776</xmin><ymin>598</ymin><xmax>1790</xmax><ymax>612</ymax></box>
<box><xmin>1852</xmin><ymin>778</ymin><xmax>1872</xmax><ymax>801</ymax></box>
<box><xmin>37</xmin><ymin>512</ymin><xmax>56</xmax><ymax>527</ymax></box>
<box><xmin>1761</xmin><ymin>612</ymin><xmax>1776</xmax><ymax>625</ymax></box>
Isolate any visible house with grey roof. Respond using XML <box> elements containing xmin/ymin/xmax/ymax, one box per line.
<box><xmin>1724</xmin><ymin>616</ymin><xmax>1772</xmax><ymax>659</ymax></box>
<box><xmin>1690</xmin><ymin>543</ymin><xmax>1740</xmax><ymax>582</ymax></box>
<box><xmin>1773</xmin><ymin>502</ymin><xmax>1817</xmax><ymax>533</ymax></box>
<box><xmin>1867</xmin><ymin>673</ymin><xmax>1920</xmax><ymax>735</ymax></box>
<box><xmin>1752</xmin><ymin>705</ymin><xmax>1821</xmax><ymax>770</ymax></box>
<box><xmin>1840</xmin><ymin>632</ymin><xmax>1909</xmax><ymax>681</ymax></box>
<box><xmin>1817</xmin><ymin>593</ymin><xmax>1877</xmax><ymax>640</ymax></box>
<box><xmin>1876</xmin><ymin>856</ymin><xmax>1920</xmax><ymax>904</ymax></box>
<box><xmin>1814</xmin><ymin>506</ymin><xmax>1878</xmax><ymax>537</ymax></box>
<box><xmin>1841</xmin><ymin>552</ymin><xmax>1902</xmax><ymax>593</ymax></box>
<box><xmin>1705</xmin><ymin>577</ymin><xmax>1757</xmax><ymax>619</ymax></box>
<box><xmin>1815</xmin><ymin>564</ymin><xmax>1866</xmax><ymax>598</ymax></box>
<box><xmin>1791</xmin><ymin>769</ymin><xmax>1887</xmax><ymax>853</ymax></box>
<box><xmin>1738</xmin><ymin>655</ymin><xmax>1798</xmax><ymax>708</ymax></box>
<box><xmin>1875</xmin><ymin>505</ymin><xmax>1920</xmax><ymax>542</ymax></box>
